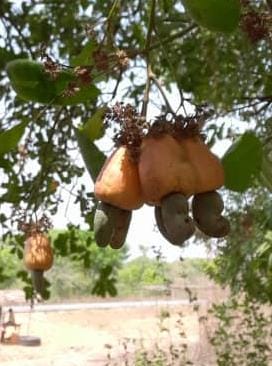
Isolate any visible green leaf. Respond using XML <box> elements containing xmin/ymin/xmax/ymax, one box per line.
<box><xmin>75</xmin><ymin>128</ymin><xmax>106</xmax><ymax>181</ymax></box>
<box><xmin>6</xmin><ymin>59</ymin><xmax>58</xmax><ymax>103</ymax></box>
<box><xmin>0</xmin><ymin>48</ymin><xmax>19</xmax><ymax>70</ymax></box>
<box><xmin>71</xmin><ymin>40</ymin><xmax>97</xmax><ymax>67</ymax></box>
<box><xmin>182</xmin><ymin>0</ymin><xmax>240</xmax><ymax>33</ymax></box>
<box><xmin>0</xmin><ymin>119</ymin><xmax>29</xmax><ymax>155</ymax></box>
<box><xmin>56</xmin><ymin>83</ymin><xmax>100</xmax><ymax>105</ymax></box>
<box><xmin>268</xmin><ymin>254</ymin><xmax>272</xmax><ymax>271</ymax></box>
<box><xmin>222</xmin><ymin>132</ymin><xmax>263</xmax><ymax>192</ymax></box>
<box><xmin>6</xmin><ymin>58</ymin><xmax>100</xmax><ymax>105</ymax></box>
<box><xmin>82</xmin><ymin>107</ymin><xmax>107</xmax><ymax>141</ymax></box>
<box><xmin>259</xmin><ymin>130</ymin><xmax>272</xmax><ymax>192</ymax></box>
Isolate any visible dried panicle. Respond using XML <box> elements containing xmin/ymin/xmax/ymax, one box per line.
<box><xmin>104</xmin><ymin>102</ymin><xmax>213</xmax><ymax>159</ymax></box>
<box><xmin>115</xmin><ymin>49</ymin><xmax>129</xmax><ymax>70</ymax></box>
<box><xmin>17</xmin><ymin>212</ymin><xmax>52</xmax><ymax>237</ymax></box>
<box><xmin>93</xmin><ymin>49</ymin><xmax>110</xmax><ymax>72</ymax></box>
<box><xmin>18</xmin><ymin>144</ymin><xmax>28</xmax><ymax>159</ymax></box>
<box><xmin>61</xmin><ymin>81</ymin><xmax>80</xmax><ymax>97</ymax></box>
<box><xmin>105</xmin><ymin>102</ymin><xmax>148</xmax><ymax>161</ymax></box>
<box><xmin>241</xmin><ymin>9</ymin><xmax>269</xmax><ymax>43</ymax></box>
<box><xmin>147</xmin><ymin>114</ymin><xmax>202</xmax><ymax>139</ymax></box>
<box><xmin>74</xmin><ymin>66</ymin><xmax>92</xmax><ymax>85</ymax></box>
<box><xmin>42</xmin><ymin>55</ymin><xmax>61</xmax><ymax>79</ymax></box>
<box><xmin>85</xmin><ymin>24</ymin><xmax>97</xmax><ymax>38</ymax></box>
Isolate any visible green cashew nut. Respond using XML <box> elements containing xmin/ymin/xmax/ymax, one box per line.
<box><xmin>94</xmin><ymin>201</ymin><xmax>132</xmax><ymax>249</ymax></box>
<box><xmin>159</xmin><ymin>193</ymin><xmax>195</xmax><ymax>246</ymax></box>
<box><xmin>154</xmin><ymin>206</ymin><xmax>174</xmax><ymax>244</ymax></box>
<box><xmin>94</xmin><ymin>201</ymin><xmax>115</xmax><ymax>247</ymax></box>
<box><xmin>31</xmin><ymin>269</ymin><xmax>45</xmax><ymax>295</ymax></box>
<box><xmin>192</xmin><ymin>191</ymin><xmax>230</xmax><ymax>238</ymax></box>
<box><xmin>110</xmin><ymin>208</ymin><xmax>132</xmax><ymax>249</ymax></box>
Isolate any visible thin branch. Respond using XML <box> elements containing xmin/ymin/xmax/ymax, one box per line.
<box><xmin>141</xmin><ymin>0</ymin><xmax>156</xmax><ymax>117</ymax></box>
<box><xmin>149</xmin><ymin>71</ymin><xmax>175</xmax><ymax>115</ymax></box>
<box><xmin>149</xmin><ymin>24</ymin><xmax>197</xmax><ymax>52</ymax></box>
<box><xmin>125</xmin><ymin>25</ymin><xmax>197</xmax><ymax>58</ymax></box>
<box><xmin>110</xmin><ymin>69</ymin><xmax>123</xmax><ymax>101</ymax></box>
<box><xmin>27</xmin><ymin>107</ymin><xmax>65</xmax><ymax>211</ymax></box>
<box><xmin>153</xmin><ymin>24</ymin><xmax>188</xmax><ymax>114</ymax></box>
<box><xmin>1</xmin><ymin>14</ymin><xmax>35</xmax><ymax>58</ymax></box>
<box><xmin>141</xmin><ymin>63</ymin><xmax>152</xmax><ymax>117</ymax></box>
<box><xmin>107</xmin><ymin>0</ymin><xmax>120</xmax><ymax>21</ymax></box>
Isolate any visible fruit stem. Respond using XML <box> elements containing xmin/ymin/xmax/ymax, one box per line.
<box><xmin>150</xmin><ymin>72</ymin><xmax>176</xmax><ymax>115</ymax></box>
<box><xmin>141</xmin><ymin>0</ymin><xmax>156</xmax><ymax>118</ymax></box>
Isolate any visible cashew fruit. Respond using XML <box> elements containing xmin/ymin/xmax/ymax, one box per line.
<box><xmin>138</xmin><ymin>134</ymin><xmax>224</xmax><ymax>205</ymax></box>
<box><xmin>159</xmin><ymin>193</ymin><xmax>195</xmax><ymax>246</ymax></box>
<box><xmin>192</xmin><ymin>191</ymin><xmax>230</xmax><ymax>238</ymax></box>
<box><xmin>24</xmin><ymin>232</ymin><xmax>53</xmax><ymax>271</ymax></box>
<box><xmin>94</xmin><ymin>201</ymin><xmax>115</xmax><ymax>247</ymax></box>
<box><xmin>95</xmin><ymin>145</ymin><xmax>144</xmax><ymax>210</ymax></box>
<box><xmin>182</xmin><ymin>0</ymin><xmax>240</xmax><ymax>33</ymax></box>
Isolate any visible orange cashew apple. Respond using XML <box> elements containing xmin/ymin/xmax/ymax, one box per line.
<box><xmin>94</xmin><ymin>145</ymin><xmax>144</xmax><ymax>210</ymax></box>
<box><xmin>138</xmin><ymin>134</ymin><xmax>224</xmax><ymax>205</ymax></box>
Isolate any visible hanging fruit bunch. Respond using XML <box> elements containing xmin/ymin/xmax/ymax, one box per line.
<box><xmin>139</xmin><ymin>117</ymin><xmax>230</xmax><ymax>245</ymax></box>
<box><xmin>93</xmin><ymin>104</ymin><xmax>230</xmax><ymax>249</ymax></box>
<box><xmin>94</xmin><ymin>103</ymin><xmax>146</xmax><ymax>249</ymax></box>
<box><xmin>19</xmin><ymin>215</ymin><xmax>53</xmax><ymax>296</ymax></box>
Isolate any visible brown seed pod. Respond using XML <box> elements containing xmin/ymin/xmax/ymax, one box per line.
<box><xmin>160</xmin><ymin>193</ymin><xmax>195</xmax><ymax>246</ymax></box>
<box><xmin>192</xmin><ymin>191</ymin><xmax>230</xmax><ymax>238</ymax></box>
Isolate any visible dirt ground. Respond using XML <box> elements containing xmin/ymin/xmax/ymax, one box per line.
<box><xmin>0</xmin><ymin>303</ymin><xmax>216</xmax><ymax>366</ymax></box>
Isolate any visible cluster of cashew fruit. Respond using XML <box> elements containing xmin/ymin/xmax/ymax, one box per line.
<box><xmin>155</xmin><ymin>191</ymin><xmax>230</xmax><ymax>246</ymax></box>
<box><xmin>93</xmin><ymin>133</ymin><xmax>230</xmax><ymax>249</ymax></box>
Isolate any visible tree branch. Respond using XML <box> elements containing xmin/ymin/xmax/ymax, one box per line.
<box><xmin>1</xmin><ymin>14</ymin><xmax>35</xmax><ymax>58</ymax></box>
<box><xmin>149</xmin><ymin>71</ymin><xmax>175</xmax><ymax>115</ymax></box>
<box><xmin>141</xmin><ymin>0</ymin><xmax>156</xmax><ymax>117</ymax></box>
<box><xmin>126</xmin><ymin>24</ymin><xmax>196</xmax><ymax>58</ymax></box>
<box><xmin>149</xmin><ymin>24</ymin><xmax>197</xmax><ymax>52</ymax></box>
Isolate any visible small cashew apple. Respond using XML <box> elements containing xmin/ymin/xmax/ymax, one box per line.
<box><xmin>192</xmin><ymin>191</ymin><xmax>230</xmax><ymax>238</ymax></box>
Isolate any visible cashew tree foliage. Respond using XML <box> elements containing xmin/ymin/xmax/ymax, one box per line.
<box><xmin>1</xmin><ymin>0</ymin><xmax>272</xmax><ymax>300</ymax></box>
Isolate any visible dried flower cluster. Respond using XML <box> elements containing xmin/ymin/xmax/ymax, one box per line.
<box><xmin>240</xmin><ymin>0</ymin><xmax>272</xmax><ymax>43</ymax></box>
<box><xmin>74</xmin><ymin>66</ymin><xmax>92</xmax><ymax>85</ymax></box>
<box><xmin>18</xmin><ymin>212</ymin><xmax>52</xmax><ymax>237</ymax></box>
<box><xmin>104</xmin><ymin>102</ymin><xmax>210</xmax><ymax>161</ymax></box>
<box><xmin>105</xmin><ymin>102</ymin><xmax>148</xmax><ymax>161</ymax></box>
<box><xmin>241</xmin><ymin>9</ymin><xmax>269</xmax><ymax>43</ymax></box>
<box><xmin>147</xmin><ymin>115</ymin><xmax>201</xmax><ymax>139</ymax></box>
